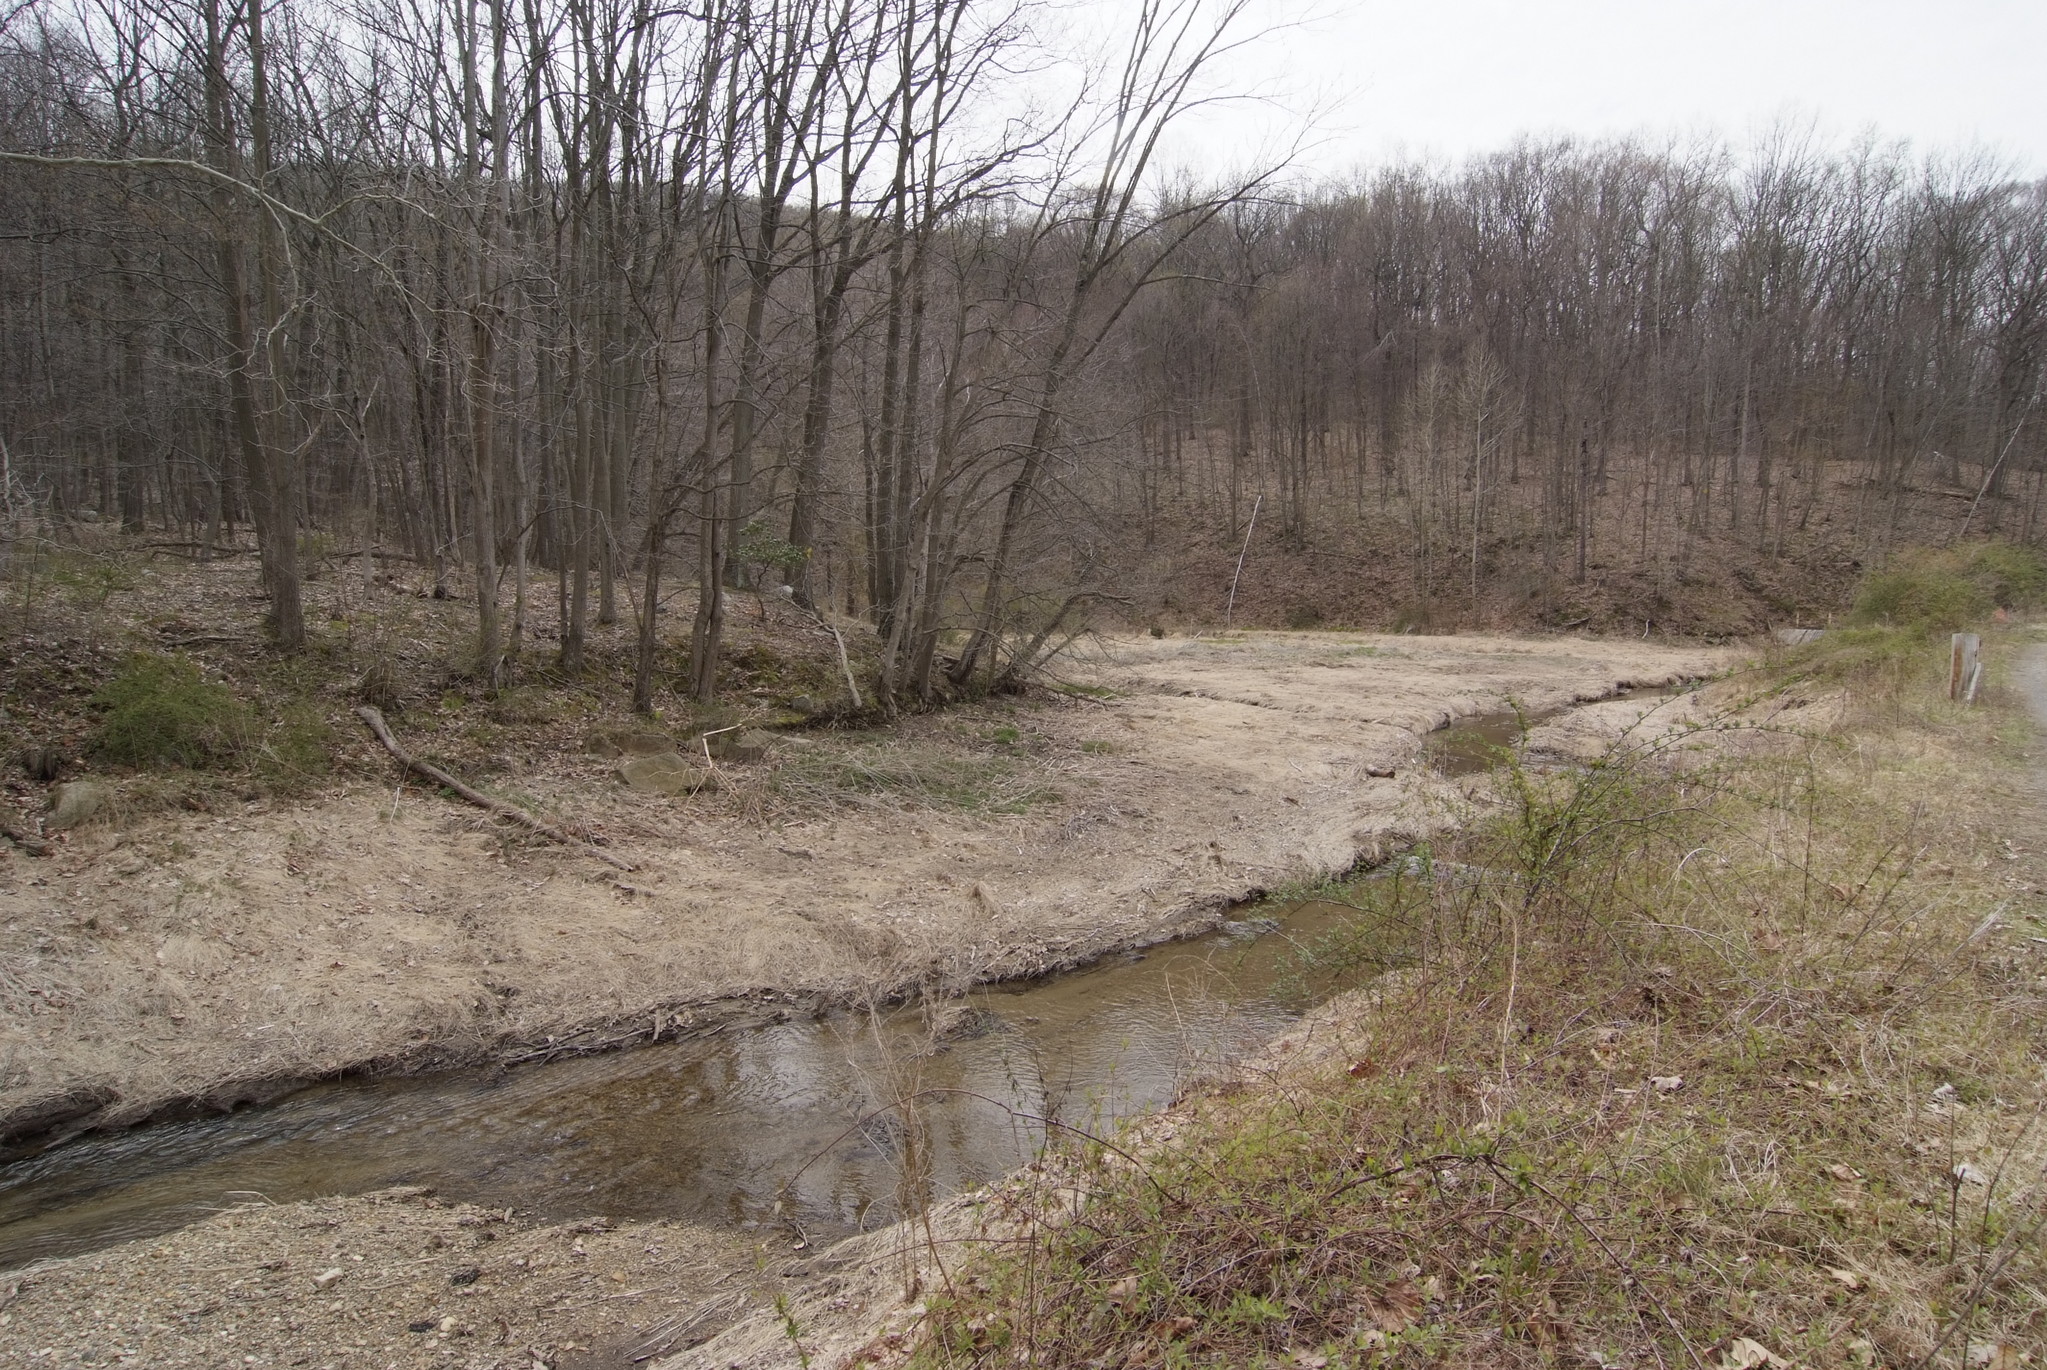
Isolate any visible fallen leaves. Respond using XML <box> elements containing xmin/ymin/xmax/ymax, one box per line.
<box><xmin>1357</xmin><ymin>1278</ymin><xmax>1422</xmax><ymax>1333</ymax></box>
<box><xmin>1968</xmin><ymin>1343</ymin><xmax>2022</xmax><ymax>1370</ymax></box>
<box><xmin>1145</xmin><ymin>1315</ymin><xmax>1196</xmax><ymax>1343</ymax></box>
<box><xmin>1720</xmin><ymin>1335</ymin><xmax>1792</xmax><ymax>1369</ymax></box>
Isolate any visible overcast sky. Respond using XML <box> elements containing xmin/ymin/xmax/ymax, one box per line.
<box><xmin>1158</xmin><ymin>0</ymin><xmax>2047</xmax><ymax>178</ymax></box>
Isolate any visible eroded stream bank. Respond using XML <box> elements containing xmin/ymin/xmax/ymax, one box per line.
<box><xmin>0</xmin><ymin>693</ymin><xmax>1669</xmax><ymax>1272</ymax></box>
<box><xmin>0</xmin><ymin>896</ymin><xmax>1375</xmax><ymax>1272</ymax></box>
<box><xmin>1</xmin><ymin>633</ymin><xmax>1727</xmax><ymax>1165</ymax></box>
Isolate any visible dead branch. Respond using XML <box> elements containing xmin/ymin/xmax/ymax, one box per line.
<box><xmin>352</xmin><ymin>705</ymin><xmax>635</xmax><ymax>871</ymax></box>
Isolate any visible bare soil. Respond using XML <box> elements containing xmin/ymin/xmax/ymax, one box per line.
<box><xmin>0</xmin><ymin>619</ymin><xmax>1726</xmax><ymax>1152</ymax></box>
<box><xmin>0</xmin><ymin>1185</ymin><xmax>770</xmax><ymax>1369</ymax></box>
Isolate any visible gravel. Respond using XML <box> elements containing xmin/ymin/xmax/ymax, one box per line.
<box><xmin>0</xmin><ymin>1188</ymin><xmax>767</xmax><ymax>1369</ymax></box>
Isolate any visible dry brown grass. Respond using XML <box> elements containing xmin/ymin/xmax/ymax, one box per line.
<box><xmin>893</xmin><ymin>632</ymin><xmax>2047</xmax><ymax>1370</ymax></box>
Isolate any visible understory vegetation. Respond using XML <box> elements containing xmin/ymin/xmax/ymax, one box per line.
<box><xmin>900</xmin><ymin>609</ymin><xmax>2047</xmax><ymax>1367</ymax></box>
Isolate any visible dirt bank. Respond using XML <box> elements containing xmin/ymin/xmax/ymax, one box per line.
<box><xmin>0</xmin><ymin>631</ymin><xmax>1727</xmax><ymax>1150</ymax></box>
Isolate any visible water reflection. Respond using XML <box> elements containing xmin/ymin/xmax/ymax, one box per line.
<box><xmin>0</xmin><ymin>901</ymin><xmax>1364</xmax><ymax>1268</ymax></box>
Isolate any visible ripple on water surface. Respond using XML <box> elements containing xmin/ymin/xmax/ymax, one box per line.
<box><xmin>0</xmin><ymin>900</ymin><xmax>1369</xmax><ymax>1268</ymax></box>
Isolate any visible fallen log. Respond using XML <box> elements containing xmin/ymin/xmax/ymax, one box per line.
<box><xmin>352</xmin><ymin>705</ymin><xmax>635</xmax><ymax>872</ymax></box>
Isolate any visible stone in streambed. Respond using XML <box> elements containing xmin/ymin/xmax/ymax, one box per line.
<box><xmin>614</xmin><ymin>752</ymin><xmax>712</xmax><ymax>796</ymax></box>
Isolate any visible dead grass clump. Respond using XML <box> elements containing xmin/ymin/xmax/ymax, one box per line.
<box><xmin>904</xmin><ymin>662</ymin><xmax>2047</xmax><ymax>1369</ymax></box>
<box><xmin>772</xmin><ymin>736</ymin><xmax>1059</xmax><ymax>815</ymax></box>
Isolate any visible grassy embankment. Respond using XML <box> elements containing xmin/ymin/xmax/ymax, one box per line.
<box><xmin>894</xmin><ymin>547</ymin><xmax>2047</xmax><ymax>1369</ymax></box>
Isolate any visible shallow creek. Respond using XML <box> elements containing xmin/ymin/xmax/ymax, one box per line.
<box><xmin>0</xmin><ymin>702</ymin><xmax>1581</xmax><ymax>1270</ymax></box>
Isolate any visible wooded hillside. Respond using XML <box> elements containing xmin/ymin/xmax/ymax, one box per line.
<box><xmin>3</xmin><ymin>0</ymin><xmax>2044</xmax><ymax>697</ymax></box>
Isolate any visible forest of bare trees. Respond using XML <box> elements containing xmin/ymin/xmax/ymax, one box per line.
<box><xmin>3</xmin><ymin>0</ymin><xmax>2045</xmax><ymax>700</ymax></box>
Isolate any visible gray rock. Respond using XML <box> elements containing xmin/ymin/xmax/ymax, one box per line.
<box><xmin>586</xmin><ymin>727</ymin><xmax>675</xmax><ymax>758</ymax></box>
<box><xmin>46</xmin><ymin>780</ymin><xmax>110</xmax><ymax>831</ymax></box>
<box><xmin>614</xmin><ymin>752</ymin><xmax>711</xmax><ymax>796</ymax></box>
<box><xmin>706</xmin><ymin>729</ymin><xmax>776</xmax><ymax>763</ymax></box>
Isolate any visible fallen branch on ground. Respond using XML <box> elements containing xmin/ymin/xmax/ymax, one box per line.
<box><xmin>352</xmin><ymin>705</ymin><xmax>635</xmax><ymax>871</ymax></box>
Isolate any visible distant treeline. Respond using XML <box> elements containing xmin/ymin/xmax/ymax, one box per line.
<box><xmin>2</xmin><ymin>0</ymin><xmax>2043</xmax><ymax>691</ymax></box>
<box><xmin>1122</xmin><ymin>138</ymin><xmax>2047</xmax><ymax>603</ymax></box>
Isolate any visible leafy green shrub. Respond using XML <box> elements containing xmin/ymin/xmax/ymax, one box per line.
<box><xmin>734</xmin><ymin>517</ymin><xmax>808</xmax><ymax>573</ymax></box>
<box><xmin>1846</xmin><ymin>542</ymin><xmax>2047</xmax><ymax>633</ymax></box>
<box><xmin>1848</xmin><ymin>566</ymin><xmax>1988</xmax><ymax>632</ymax></box>
<box><xmin>90</xmin><ymin>653</ymin><xmax>249</xmax><ymax>769</ymax></box>
<box><xmin>1959</xmin><ymin>540</ymin><xmax>2047</xmax><ymax>609</ymax></box>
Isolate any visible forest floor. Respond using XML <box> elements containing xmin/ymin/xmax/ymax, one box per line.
<box><xmin>0</xmin><ymin>542</ymin><xmax>1725</xmax><ymax>1150</ymax></box>
<box><xmin>1110</xmin><ymin>458</ymin><xmax>2009</xmax><ymax>640</ymax></box>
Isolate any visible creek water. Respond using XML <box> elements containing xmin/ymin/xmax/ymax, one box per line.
<box><xmin>0</xmin><ymin>902</ymin><xmax>1379</xmax><ymax>1271</ymax></box>
<box><xmin>0</xmin><ymin>703</ymin><xmax>1559</xmax><ymax>1271</ymax></box>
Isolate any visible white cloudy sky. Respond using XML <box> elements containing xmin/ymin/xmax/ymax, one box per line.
<box><xmin>1134</xmin><ymin>0</ymin><xmax>2047</xmax><ymax>177</ymax></box>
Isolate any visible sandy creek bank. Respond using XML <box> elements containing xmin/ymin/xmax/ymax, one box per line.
<box><xmin>0</xmin><ymin>630</ymin><xmax>1732</xmax><ymax>1368</ymax></box>
<box><xmin>0</xmin><ymin>631</ymin><xmax>1725</xmax><ymax>1152</ymax></box>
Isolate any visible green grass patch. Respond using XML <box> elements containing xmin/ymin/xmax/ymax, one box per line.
<box><xmin>89</xmin><ymin>653</ymin><xmax>250</xmax><ymax>769</ymax></box>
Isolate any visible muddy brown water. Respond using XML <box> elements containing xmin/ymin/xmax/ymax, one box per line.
<box><xmin>0</xmin><ymin>702</ymin><xmax>1578</xmax><ymax>1271</ymax></box>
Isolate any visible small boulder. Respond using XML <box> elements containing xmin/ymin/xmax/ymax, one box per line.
<box><xmin>706</xmin><ymin>729</ymin><xmax>776</xmax><ymax>763</ymax></box>
<box><xmin>586</xmin><ymin>727</ymin><xmax>675</xmax><ymax>758</ymax></box>
<box><xmin>615</xmin><ymin>752</ymin><xmax>712</xmax><ymax>796</ymax></box>
<box><xmin>46</xmin><ymin>780</ymin><xmax>110</xmax><ymax>831</ymax></box>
